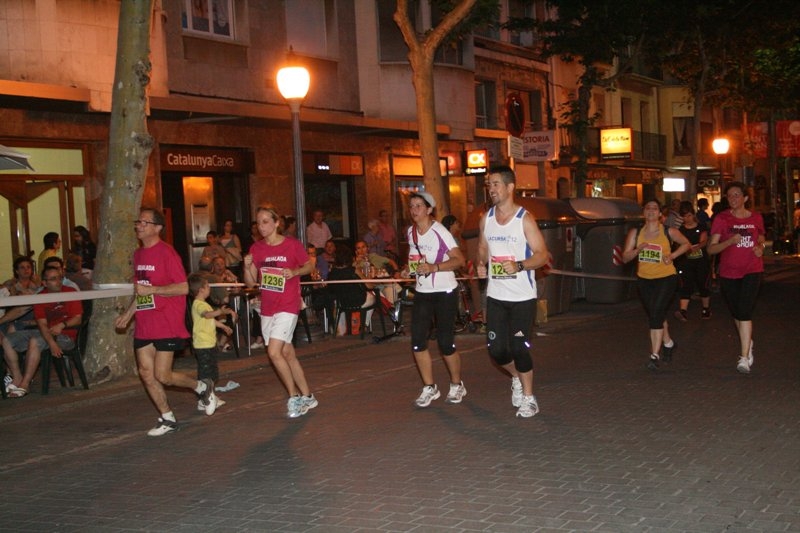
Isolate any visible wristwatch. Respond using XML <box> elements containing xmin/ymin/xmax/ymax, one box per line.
<box><xmin>516</xmin><ymin>261</ymin><xmax>525</xmax><ymax>272</ymax></box>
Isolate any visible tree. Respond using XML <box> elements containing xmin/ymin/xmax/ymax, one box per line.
<box><xmin>393</xmin><ymin>0</ymin><xmax>478</xmax><ymax>215</ymax></box>
<box><xmin>526</xmin><ymin>0</ymin><xmax>659</xmax><ymax>197</ymax></box>
<box><xmin>652</xmin><ymin>0</ymin><xmax>800</xmax><ymax>219</ymax></box>
<box><xmin>84</xmin><ymin>0</ymin><xmax>155</xmax><ymax>381</ymax></box>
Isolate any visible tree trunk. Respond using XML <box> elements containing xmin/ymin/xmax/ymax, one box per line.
<box><xmin>394</xmin><ymin>0</ymin><xmax>477</xmax><ymax>216</ymax></box>
<box><xmin>84</xmin><ymin>0</ymin><xmax>155</xmax><ymax>381</ymax></box>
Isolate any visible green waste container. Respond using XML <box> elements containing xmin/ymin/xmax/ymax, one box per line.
<box><xmin>517</xmin><ymin>197</ymin><xmax>582</xmax><ymax>316</ymax></box>
<box><xmin>568</xmin><ymin>197</ymin><xmax>643</xmax><ymax>303</ymax></box>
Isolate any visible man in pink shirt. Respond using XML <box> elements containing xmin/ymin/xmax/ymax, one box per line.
<box><xmin>115</xmin><ymin>208</ymin><xmax>220</xmax><ymax>436</ymax></box>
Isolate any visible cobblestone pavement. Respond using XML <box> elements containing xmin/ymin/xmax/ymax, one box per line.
<box><xmin>1</xmin><ymin>256</ymin><xmax>799</xmax><ymax>532</ymax></box>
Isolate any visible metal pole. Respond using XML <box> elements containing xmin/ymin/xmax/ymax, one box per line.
<box><xmin>288</xmin><ymin>99</ymin><xmax>306</xmax><ymax>245</ymax></box>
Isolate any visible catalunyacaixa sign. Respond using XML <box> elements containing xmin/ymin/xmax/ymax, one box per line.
<box><xmin>160</xmin><ymin>146</ymin><xmax>254</xmax><ymax>173</ymax></box>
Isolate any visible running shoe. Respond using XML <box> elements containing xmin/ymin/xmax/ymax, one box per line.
<box><xmin>414</xmin><ymin>385</ymin><xmax>440</xmax><ymax>407</ymax></box>
<box><xmin>661</xmin><ymin>342</ymin><xmax>676</xmax><ymax>363</ymax></box>
<box><xmin>647</xmin><ymin>353</ymin><xmax>660</xmax><ymax>371</ymax></box>
<box><xmin>197</xmin><ymin>397</ymin><xmax>226</xmax><ymax>411</ymax></box>
<box><xmin>287</xmin><ymin>395</ymin><xmax>308</xmax><ymax>418</ymax></box>
<box><xmin>199</xmin><ymin>379</ymin><xmax>218</xmax><ymax>416</ymax></box>
<box><xmin>445</xmin><ymin>382</ymin><xmax>467</xmax><ymax>404</ymax></box>
<box><xmin>516</xmin><ymin>395</ymin><xmax>539</xmax><ymax>418</ymax></box>
<box><xmin>3</xmin><ymin>374</ymin><xmax>12</xmax><ymax>393</ymax></box>
<box><xmin>511</xmin><ymin>376</ymin><xmax>523</xmax><ymax>407</ymax></box>
<box><xmin>701</xmin><ymin>308</ymin><xmax>712</xmax><ymax>319</ymax></box>
<box><xmin>147</xmin><ymin>417</ymin><xmax>178</xmax><ymax>437</ymax></box>
<box><xmin>302</xmin><ymin>394</ymin><xmax>319</xmax><ymax>411</ymax></box>
<box><xmin>674</xmin><ymin>309</ymin><xmax>688</xmax><ymax>322</ymax></box>
<box><xmin>737</xmin><ymin>356</ymin><xmax>751</xmax><ymax>374</ymax></box>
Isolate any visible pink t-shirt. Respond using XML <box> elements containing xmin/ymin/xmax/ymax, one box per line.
<box><xmin>132</xmin><ymin>240</ymin><xmax>190</xmax><ymax>340</ymax></box>
<box><xmin>710</xmin><ymin>210</ymin><xmax>765</xmax><ymax>279</ymax></box>
<box><xmin>249</xmin><ymin>236</ymin><xmax>307</xmax><ymax>317</ymax></box>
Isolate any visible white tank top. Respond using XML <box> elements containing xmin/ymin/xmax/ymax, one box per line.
<box><xmin>484</xmin><ymin>206</ymin><xmax>536</xmax><ymax>301</ymax></box>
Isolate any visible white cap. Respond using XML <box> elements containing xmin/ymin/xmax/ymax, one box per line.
<box><xmin>416</xmin><ymin>191</ymin><xmax>436</xmax><ymax>208</ymax></box>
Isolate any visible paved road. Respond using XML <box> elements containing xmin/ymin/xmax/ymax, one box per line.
<box><xmin>2</xmin><ymin>256</ymin><xmax>799</xmax><ymax>532</ymax></box>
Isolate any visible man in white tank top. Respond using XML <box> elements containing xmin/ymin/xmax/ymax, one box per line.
<box><xmin>477</xmin><ymin>166</ymin><xmax>549</xmax><ymax>418</ymax></box>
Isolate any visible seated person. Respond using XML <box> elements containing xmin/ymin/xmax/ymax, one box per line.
<box><xmin>327</xmin><ymin>244</ymin><xmax>376</xmax><ymax>336</ymax></box>
<box><xmin>302</xmin><ymin>244</ymin><xmax>333</xmax><ymax>329</ymax></box>
<box><xmin>196</xmin><ymin>257</ymin><xmax>227</xmax><ymax>307</ymax></box>
<box><xmin>320</xmin><ymin>239</ymin><xmax>337</xmax><ymax>272</ymax></box>
<box><xmin>211</xmin><ymin>256</ymin><xmax>239</xmax><ymax>284</ymax></box>
<box><xmin>0</xmin><ymin>257</ymin><xmax>42</xmax><ymax>335</ymax></box>
<box><xmin>65</xmin><ymin>253</ymin><xmax>93</xmax><ymax>291</ymax></box>
<box><xmin>2</xmin><ymin>265</ymin><xmax>83</xmax><ymax>398</ymax></box>
<box><xmin>354</xmin><ymin>239</ymin><xmax>400</xmax><ymax>303</ymax></box>
<box><xmin>201</xmin><ymin>231</ymin><xmax>227</xmax><ymax>263</ymax></box>
<box><xmin>363</xmin><ymin>219</ymin><xmax>385</xmax><ymax>257</ymax></box>
<box><xmin>43</xmin><ymin>256</ymin><xmax>81</xmax><ymax>291</ymax></box>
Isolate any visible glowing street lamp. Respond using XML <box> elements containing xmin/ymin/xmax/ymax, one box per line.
<box><xmin>712</xmin><ymin>137</ymin><xmax>730</xmax><ymax>182</ymax></box>
<box><xmin>277</xmin><ymin>63</ymin><xmax>310</xmax><ymax>245</ymax></box>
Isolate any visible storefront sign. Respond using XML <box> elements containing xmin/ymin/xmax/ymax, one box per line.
<box><xmin>465</xmin><ymin>149</ymin><xmax>488</xmax><ymax>175</ymax></box>
<box><xmin>518</xmin><ymin>130</ymin><xmax>556</xmax><ymax>162</ymax></box>
<box><xmin>600</xmin><ymin>127</ymin><xmax>632</xmax><ymax>160</ymax></box>
<box><xmin>160</xmin><ymin>146</ymin><xmax>253</xmax><ymax>173</ymax></box>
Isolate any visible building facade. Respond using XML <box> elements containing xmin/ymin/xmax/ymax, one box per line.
<box><xmin>1</xmin><ymin>0</ymin><xmax>724</xmax><ymax>280</ymax></box>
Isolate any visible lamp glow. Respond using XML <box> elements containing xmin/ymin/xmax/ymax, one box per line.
<box><xmin>712</xmin><ymin>138</ymin><xmax>730</xmax><ymax>155</ymax></box>
<box><xmin>277</xmin><ymin>67</ymin><xmax>310</xmax><ymax>101</ymax></box>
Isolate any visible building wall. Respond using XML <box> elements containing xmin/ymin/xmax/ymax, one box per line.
<box><xmin>0</xmin><ymin>0</ymin><xmax>120</xmax><ymax>111</ymax></box>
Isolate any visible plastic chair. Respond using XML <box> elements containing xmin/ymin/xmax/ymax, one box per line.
<box><xmin>334</xmin><ymin>288</ymin><xmax>386</xmax><ymax>339</ymax></box>
<box><xmin>40</xmin><ymin>300</ymin><xmax>91</xmax><ymax>394</ymax></box>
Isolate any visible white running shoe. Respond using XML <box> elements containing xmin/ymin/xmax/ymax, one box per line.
<box><xmin>199</xmin><ymin>379</ymin><xmax>218</xmax><ymax>416</ymax></box>
<box><xmin>198</xmin><ymin>397</ymin><xmax>226</xmax><ymax>411</ymax></box>
<box><xmin>302</xmin><ymin>394</ymin><xmax>319</xmax><ymax>411</ymax></box>
<box><xmin>414</xmin><ymin>385</ymin><xmax>441</xmax><ymax>407</ymax></box>
<box><xmin>287</xmin><ymin>395</ymin><xmax>308</xmax><ymax>418</ymax></box>
<box><xmin>511</xmin><ymin>376</ymin><xmax>523</xmax><ymax>407</ymax></box>
<box><xmin>445</xmin><ymin>382</ymin><xmax>467</xmax><ymax>404</ymax></box>
<box><xmin>516</xmin><ymin>395</ymin><xmax>539</xmax><ymax>418</ymax></box>
<box><xmin>147</xmin><ymin>417</ymin><xmax>178</xmax><ymax>437</ymax></box>
<box><xmin>736</xmin><ymin>356</ymin><xmax>751</xmax><ymax>374</ymax></box>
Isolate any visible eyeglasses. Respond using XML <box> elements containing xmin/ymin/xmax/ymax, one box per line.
<box><xmin>134</xmin><ymin>220</ymin><xmax>158</xmax><ymax>226</ymax></box>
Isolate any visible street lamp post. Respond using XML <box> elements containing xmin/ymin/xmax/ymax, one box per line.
<box><xmin>712</xmin><ymin>137</ymin><xmax>730</xmax><ymax>186</ymax></box>
<box><xmin>277</xmin><ymin>64</ymin><xmax>310</xmax><ymax>245</ymax></box>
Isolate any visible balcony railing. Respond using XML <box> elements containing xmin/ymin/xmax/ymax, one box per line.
<box><xmin>558</xmin><ymin>127</ymin><xmax>666</xmax><ymax>164</ymax></box>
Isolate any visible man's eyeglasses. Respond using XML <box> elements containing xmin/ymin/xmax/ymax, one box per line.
<box><xmin>134</xmin><ymin>220</ymin><xmax>158</xmax><ymax>226</ymax></box>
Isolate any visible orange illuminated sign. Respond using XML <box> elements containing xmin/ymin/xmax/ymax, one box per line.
<box><xmin>600</xmin><ymin>127</ymin><xmax>633</xmax><ymax>160</ymax></box>
<box><xmin>465</xmin><ymin>149</ymin><xmax>488</xmax><ymax>174</ymax></box>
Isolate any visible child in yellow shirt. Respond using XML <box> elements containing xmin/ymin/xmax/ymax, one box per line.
<box><xmin>188</xmin><ymin>273</ymin><xmax>237</xmax><ymax>410</ymax></box>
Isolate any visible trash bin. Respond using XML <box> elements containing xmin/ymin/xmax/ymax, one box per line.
<box><xmin>517</xmin><ymin>197</ymin><xmax>582</xmax><ymax>317</ymax></box>
<box><xmin>568</xmin><ymin>197</ymin><xmax>643</xmax><ymax>304</ymax></box>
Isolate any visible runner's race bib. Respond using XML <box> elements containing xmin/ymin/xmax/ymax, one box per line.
<box><xmin>490</xmin><ymin>255</ymin><xmax>515</xmax><ymax>279</ymax></box>
<box><xmin>135</xmin><ymin>293</ymin><xmax>155</xmax><ymax>310</ymax></box>
<box><xmin>638</xmin><ymin>243</ymin><xmax>663</xmax><ymax>263</ymax></box>
<box><xmin>408</xmin><ymin>254</ymin><xmax>424</xmax><ymax>276</ymax></box>
<box><xmin>260</xmin><ymin>267</ymin><xmax>286</xmax><ymax>293</ymax></box>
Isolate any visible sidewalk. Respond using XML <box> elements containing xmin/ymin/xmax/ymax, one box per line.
<box><xmin>3</xmin><ymin>252</ymin><xmax>795</xmax><ymax>423</ymax></box>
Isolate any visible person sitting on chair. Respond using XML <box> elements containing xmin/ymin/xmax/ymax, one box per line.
<box><xmin>2</xmin><ymin>265</ymin><xmax>82</xmax><ymax>398</ymax></box>
<box><xmin>327</xmin><ymin>244</ymin><xmax>376</xmax><ymax>336</ymax></box>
